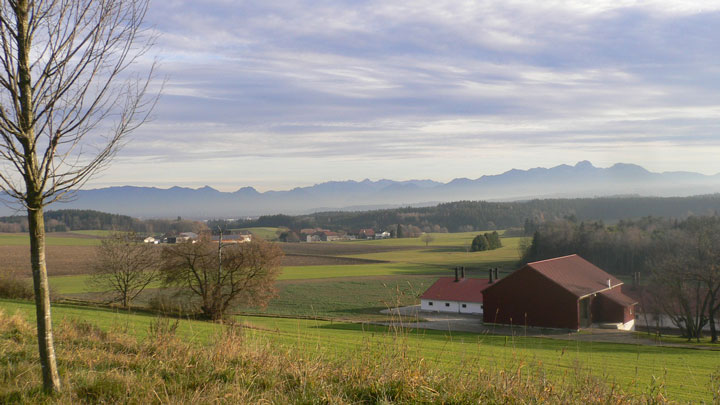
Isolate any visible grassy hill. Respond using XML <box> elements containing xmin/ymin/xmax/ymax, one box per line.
<box><xmin>1</xmin><ymin>299</ymin><xmax>717</xmax><ymax>402</ymax></box>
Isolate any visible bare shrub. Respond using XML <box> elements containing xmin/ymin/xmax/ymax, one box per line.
<box><xmin>0</xmin><ymin>273</ymin><xmax>33</xmax><ymax>300</ymax></box>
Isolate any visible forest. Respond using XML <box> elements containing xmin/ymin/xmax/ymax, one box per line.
<box><xmin>0</xmin><ymin>210</ymin><xmax>205</xmax><ymax>235</ymax></box>
<box><xmin>213</xmin><ymin>194</ymin><xmax>720</xmax><ymax>233</ymax></box>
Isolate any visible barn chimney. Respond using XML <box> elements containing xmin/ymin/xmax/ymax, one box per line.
<box><xmin>494</xmin><ymin>267</ymin><xmax>499</xmax><ymax>280</ymax></box>
<box><xmin>607</xmin><ymin>279</ymin><xmax>611</xmax><ymax>288</ymax></box>
<box><xmin>454</xmin><ymin>267</ymin><xmax>459</xmax><ymax>282</ymax></box>
<box><xmin>488</xmin><ymin>268</ymin><xmax>494</xmax><ymax>283</ymax></box>
<box><xmin>461</xmin><ymin>266</ymin><xmax>465</xmax><ymax>279</ymax></box>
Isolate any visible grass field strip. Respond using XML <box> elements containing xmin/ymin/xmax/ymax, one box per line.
<box><xmin>0</xmin><ymin>299</ymin><xmax>715</xmax><ymax>402</ymax></box>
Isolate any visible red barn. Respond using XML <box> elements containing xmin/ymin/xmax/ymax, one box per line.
<box><xmin>482</xmin><ymin>254</ymin><xmax>637</xmax><ymax>330</ymax></box>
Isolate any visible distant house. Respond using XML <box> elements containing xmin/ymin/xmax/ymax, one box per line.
<box><xmin>358</xmin><ymin>229</ymin><xmax>375</xmax><ymax>239</ymax></box>
<box><xmin>143</xmin><ymin>236</ymin><xmax>157</xmax><ymax>244</ymax></box>
<box><xmin>482</xmin><ymin>254</ymin><xmax>637</xmax><ymax>330</ymax></box>
<box><xmin>420</xmin><ymin>268</ymin><xmax>490</xmax><ymax>314</ymax></box>
<box><xmin>176</xmin><ymin>232</ymin><xmax>198</xmax><ymax>243</ymax></box>
<box><xmin>374</xmin><ymin>231</ymin><xmax>391</xmax><ymax>239</ymax></box>
<box><xmin>324</xmin><ymin>231</ymin><xmax>340</xmax><ymax>241</ymax></box>
<box><xmin>300</xmin><ymin>228</ymin><xmax>317</xmax><ymax>237</ymax></box>
<box><xmin>306</xmin><ymin>230</ymin><xmax>341</xmax><ymax>242</ymax></box>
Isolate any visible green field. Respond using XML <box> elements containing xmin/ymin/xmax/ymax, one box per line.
<box><xmin>243</xmin><ymin>277</ymin><xmax>436</xmax><ymax>319</ymax></box>
<box><xmin>341</xmin><ymin>231</ymin><xmax>499</xmax><ymax>247</ymax></box>
<box><xmin>68</xmin><ymin>230</ymin><xmax>113</xmax><ymax>237</ymax></box>
<box><xmin>48</xmin><ymin>263</ymin><xmax>449</xmax><ymax>295</ymax></box>
<box><xmin>234</xmin><ymin>227</ymin><xmax>283</xmax><ymax>240</ymax></box>
<box><xmin>1</xmin><ymin>299</ymin><xmax>716</xmax><ymax>402</ymax></box>
<box><xmin>344</xmin><ymin>236</ymin><xmax>523</xmax><ymax>267</ymax></box>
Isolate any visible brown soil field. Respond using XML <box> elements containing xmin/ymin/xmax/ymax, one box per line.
<box><xmin>0</xmin><ymin>245</ymin><xmax>95</xmax><ymax>276</ymax></box>
<box><xmin>278</xmin><ymin>242</ymin><xmax>418</xmax><ymax>256</ymax></box>
<box><xmin>281</xmin><ymin>254</ymin><xmax>386</xmax><ymax>267</ymax></box>
<box><xmin>48</xmin><ymin>232</ymin><xmax>105</xmax><ymax>239</ymax></box>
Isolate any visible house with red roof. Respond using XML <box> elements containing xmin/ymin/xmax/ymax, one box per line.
<box><xmin>420</xmin><ymin>267</ymin><xmax>491</xmax><ymax>314</ymax></box>
<box><xmin>482</xmin><ymin>254</ymin><xmax>638</xmax><ymax>331</ymax></box>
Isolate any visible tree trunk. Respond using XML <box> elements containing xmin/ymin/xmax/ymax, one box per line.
<box><xmin>28</xmin><ymin>207</ymin><xmax>61</xmax><ymax>392</ymax></box>
<box><xmin>709</xmin><ymin>296</ymin><xmax>718</xmax><ymax>343</ymax></box>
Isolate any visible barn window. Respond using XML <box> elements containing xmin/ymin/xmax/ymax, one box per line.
<box><xmin>445</xmin><ymin>303</ymin><xmax>450</xmax><ymax>307</ymax></box>
<box><xmin>480</xmin><ymin>305</ymin><xmax>484</xmax><ymax>309</ymax></box>
<box><xmin>462</xmin><ymin>304</ymin><xmax>467</xmax><ymax>308</ymax></box>
<box><xmin>428</xmin><ymin>302</ymin><xmax>433</xmax><ymax>306</ymax></box>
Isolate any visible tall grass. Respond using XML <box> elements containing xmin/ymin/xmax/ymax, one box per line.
<box><xmin>0</xmin><ymin>309</ymin><xmax>671</xmax><ymax>404</ymax></box>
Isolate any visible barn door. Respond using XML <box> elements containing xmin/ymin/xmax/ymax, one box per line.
<box><xmin>579</xmin><ymin>297</ymin><xmax>592</xmax><ymax>328</ymax></box>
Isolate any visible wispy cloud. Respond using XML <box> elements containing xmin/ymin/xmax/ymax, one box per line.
<box><xmin>90</xmin><ymin>0</ymin><xmax>720</xmax><ymax>190</ymax></box>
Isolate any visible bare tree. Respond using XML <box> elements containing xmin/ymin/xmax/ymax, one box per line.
<box><xmin>649</xmin><ymin>228</ymin><xmax>720</xmax><ymax>342</ymax></box>
<box><xmin>419</xmin><ymin>233</ymin><xmax>434</xmax><ymax>247</ymax></box>
<box><xmin>89</xmin><ymin>232</ymin><xmax>160</xmax><ymax>308</ymax></box>
<box><xmin>692</xmin><ymin>228</ymin><xmax>720</xmax><ymax>343</ymax></box>
<box><xmin>161</xmin><ymin>235</ymin><xmax>284</xmax><ymax>321</ymax></box>
<box><xmin>0</xmin><ymin>0</ymin><xmax>156</xmax><ymax>392</ymax></box>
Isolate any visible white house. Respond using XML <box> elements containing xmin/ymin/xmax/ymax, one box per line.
<box><xmin>420</xmin><ymin>269</ymin><xmax>490</xmax><ymax>315</ymax></box>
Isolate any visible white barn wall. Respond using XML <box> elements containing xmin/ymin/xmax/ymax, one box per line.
<box><xmin>459</xmin><ymin>302</ymin><xmax>483</xmax><ymax>314</ymax></box>
<box><xmin>421</xmin><ymin>299</ymin><xmax>483</xmax><ymax>314</ymax></box>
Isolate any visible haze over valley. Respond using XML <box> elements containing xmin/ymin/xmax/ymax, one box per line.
<box><xmin>4</xmin><ymin>161</ymin><xmax>720</xmax><ymax>218</ymax></box>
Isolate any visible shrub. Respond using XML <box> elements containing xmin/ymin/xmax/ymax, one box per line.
<box><xmin>0</xmin><ymin>274</ymin><xmax>33</xmax><ymax>300</ymax></box>
<box><xmin>147</xmin><ymin>293</ymin><xmax>194</xmax><ymax>316</ymax></box>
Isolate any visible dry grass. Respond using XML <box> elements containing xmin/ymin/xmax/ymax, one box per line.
<box><xmin>0</xmin><ymin>310</ymin><xmax>670</xmax><ymax>404</ymax></box>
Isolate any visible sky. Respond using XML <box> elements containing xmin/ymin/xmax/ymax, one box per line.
<box><xmin>89</xmin><ymin>0</ymin><xmax>720</xmax><ymax>192</ymax></box>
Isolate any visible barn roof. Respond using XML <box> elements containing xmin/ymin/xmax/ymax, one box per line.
<box><xmin>420</xmin><ymin>277</ymin><xmax>490</xmax><ymax>303</ymax></box>
<box><xmin>526</xmin><ymin>254</ymin><xmax>624</xmax><ymax>298</ymax></box>
<box><xmin>599</xmin><ymin>286</ymin><xmax>638</xmax><ymax>306</ymax></box>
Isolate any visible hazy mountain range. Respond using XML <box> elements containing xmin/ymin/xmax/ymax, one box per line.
<box><xmin>4</xmin><ymin>161</ymin><xmax>720</xmax><ymax>219</ymax></box>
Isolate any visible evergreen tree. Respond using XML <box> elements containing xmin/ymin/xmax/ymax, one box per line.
<box><xmin>485</xmin><ymin>231</ymin><xmax>502</xmax><ymax>249</ymax></box>
<box><xmin>396</xmin><ymin>224</ymin><xmax>404</xmax><ymax>238</ymax></box>
<box><xmin>471</xmin><ymin>234</ymin><xmax>490</xmax><ymax>251</ymax></box>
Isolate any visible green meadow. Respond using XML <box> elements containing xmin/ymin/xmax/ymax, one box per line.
<box><xmin>343</xmin><ymin>236</ymin><xmax>523</xmax><ymax>267</ymax></box>
<box><xmin>1</xmin><ymin>299</ymin><xmax>716</xmax><ymax>402</ymax></box>
<box><xmin>341</xmin><ymin>231</ymin><xmax>502</xmax><ymax>247</ymax></box>
<box><xmin>234</xmin><ymin>227</ymin><xmax>283</xmax><ymax>240</ymax></box>
<box><xmin>68</xmin><ymin>230</ymin><xmax>113</xmax><ymax>237</ymax></box>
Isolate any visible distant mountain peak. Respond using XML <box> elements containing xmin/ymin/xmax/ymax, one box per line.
<box><xmin>575</xmin><ymin>160</ymin><xmax>595</xmax><ymax>169</ymax></box>
<box><xmin>234</xmin><ymin>186</ymin><xmax>258</xmax><ymax>194</ymax></box>
<box><xmin>198</xmin><ymin>185</ymin><xmax>218</xmax><ymax>192</ymax></box>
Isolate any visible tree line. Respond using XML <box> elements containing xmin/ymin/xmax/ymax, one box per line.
<box><xmin>0</xmin><ymin>209</ymin><xmax>207</xmax><ymax>235</ymax></box>
<box><xmin>215</xmin><ymin>195</ymin><xmax>720</xmax><ymax>234</ymax></box>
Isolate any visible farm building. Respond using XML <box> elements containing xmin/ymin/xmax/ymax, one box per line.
<box><xmin>482</xmin><ymin>254</ymin><xmax>637</xmax><ymax>331</ymax></box>
<box><xmin>420</xmin><ymin>268</ymin><xmax>490</xmax><ymax>314</ymax></box>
